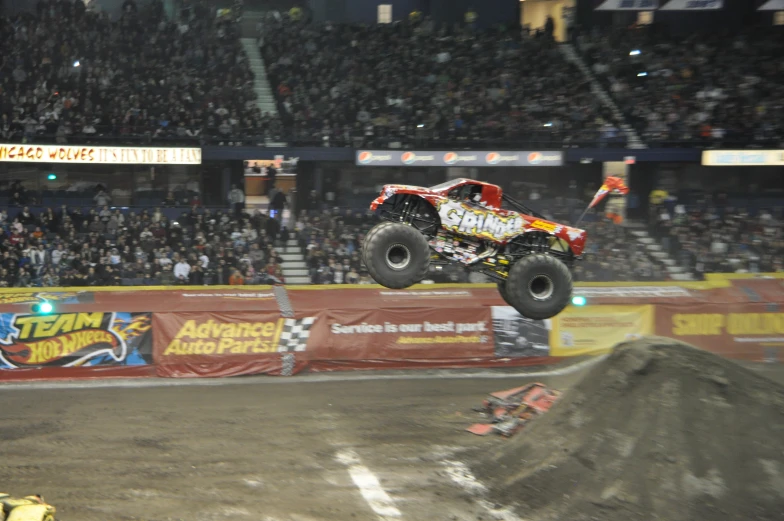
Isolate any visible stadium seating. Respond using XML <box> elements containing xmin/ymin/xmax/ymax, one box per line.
<box><xmin>259</xmin><ymin>16</ymin><xmax>624</xmax><ymax>148</ymax></box>
<box><xmin>0</xmin><ymin>0</ymin><xmax>277</xmax><ymax>145</ymax></box>
<box><xmin>576</xmin><ymin>26</ymin><xmax>784</xmax><ymax>147</ymax></box>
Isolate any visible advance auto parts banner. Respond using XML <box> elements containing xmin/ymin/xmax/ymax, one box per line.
<box><xmin>655</xmin><ymin>303</ymin><xmax>783</xmax><ymax>361</ymax></box>
<box><xmin>550</xmin><ymin>305</ymin><xmax>654</xmax><ymax>357</ymax></box>
<box><xmin>314</xmin><ymin>308</ymin><xmax>493</xmax><ymax>360</ymax></box>
<box><xmin>0</xmin><ymin>312</ymin><xmax>152</xmax><ymax>368</ymax></box>
<box><xmin>153</xmin><ymin>312</ymin><xmax>316</xmax><ymax>377</ymax></box>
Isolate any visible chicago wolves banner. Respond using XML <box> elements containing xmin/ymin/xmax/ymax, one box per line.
<box><xmin>595</xmin><ymin>0</ymin><xmax>659</xmax><ymax>10</ymax></box>
<box><xmin>0</xmin><ymin>312</ymin><xmax>152</xmax><ymax>368</ymax></box>
<box><xmin>659</xmin><ymin>0</ymin><xmax>723</xmax><ymax>9</ymax></box>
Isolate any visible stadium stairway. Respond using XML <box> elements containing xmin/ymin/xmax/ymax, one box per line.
<box><xmin>241</xmin><ymin>37</ymin><xmax>278</xmax><ymax>117</ymax></box>
<box><xmin>625</xmin><ymin>222</ymin><xmax>693</xmax><ymax>281</ymax></box>
<box><xmin>558</xmin><ymin>44</ymin><xmax>645</xmax><ymax>149</ymax></box>
<box><xmin>280</xmin><ymin>239</ymin><xmax>310</xmax><ymax>284</ymax></box>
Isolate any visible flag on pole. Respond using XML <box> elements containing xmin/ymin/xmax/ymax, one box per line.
<box><xmin>589</xmin><ymin>176</ymin><xmax>630</xmax><ymax>224</ymax></box>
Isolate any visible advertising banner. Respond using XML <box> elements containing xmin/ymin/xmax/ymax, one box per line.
<box><xmin>549</xmin><ymin>305</ymin><xmax>654</xmax><ymax>356</ymax></box>
<box><xmin>0</xmin><ymin>144</ymin><xmax>201</xmax><ymax>164</ymax></box>
<box><xmin>154</xmin><ymin>312</ymin><xmax>315</xmax><ymax>361</ymax></box>
<box><xmin>0</xmin><ymin>312</ymin><xmax>152</xmax><ymax>368</ymax></box>
<box><xmin>288</xmin><ymin>286</ymin><xmax>489</xmax><ymax>311</ymax></box>
<box><xmin>0</xmin><ymin>291</ymin><xmax>95</xmax><ymax>311</ymax></box>
<box><xmin>702</xmin><ymin>150</ymin><xmax>784</xmax><ymax>167</ymax></box>
<box><xmin>491</xmin><ymin>306</ymin><xmax>551</xmax><ymax>358</ymax></box>
<box><xmin>655</xmin><ymin>303</ymin><xmax>783</xmax><ymax>361</ymax></box>
<box><xmin>758</xmin><ymin>0</ymin><xmax>784</xmax><ymax>10</ymax></box>
<box><xmin>355</xmin><ymin>150</ymin><xmax>563</xmax><ymax>167</ymax></box>
<box><xmin>659</xmin><ymin>0</ymin><xmax>722</xmax><ymax>9</ymax></box>
<box><xmin>594</xmin><ymin>0</ymin><xmax>659</xmax><ymax>10</ymax></box>
<box><xmin>311</xmin><ymin>308</ymin><xmax>494</xmax><ymax>360</ymax></box>
<box><xmin>93</xmin><ymin>288</ymin><xmax>280</xmax><ymax>313</ymax></box>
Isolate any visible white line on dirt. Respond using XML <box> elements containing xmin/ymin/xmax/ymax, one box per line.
<box><xmin>335</xmin><ymin>449</ymin><xmax>402</xmax><ymax>520</ymax></box>
<box><xmin>442</xmin><ymin>460</ymin><xmax>525</xmax><ymax>521</ymax></box>
<box><xmin>0</xmin><ymin>356</ymin><xmax>605</xmax><ymax>391</ymax></box>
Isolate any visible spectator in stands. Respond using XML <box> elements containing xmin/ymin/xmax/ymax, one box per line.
<box><xmin>0</xmin><ymin>0</ymin><xmax>281</xmax><ymax>145</ymax></box>
<box><xmin>228</xmin><ymin>185</ymin><xmax>245</xmax><ymax>217</ymax></box>
<box><xmin>229</xmin><ymin>268</ymin><xmax>245</xmax><ymax>285</ymax></box>
<box><xmin>259</xmin><ymin>13</ymin><xmax>619</xmax><ymax>148</ymax></box>
<box><xmin>576</xmin><ymin>26</ymin><xmax>784</xmax><ymax>146</ymax></box>
<box><xmin>650</xmin><ymin>198</ymin><xmax>783</xmax><ymax>278</ymax></box>
<box><xmin>0</xmin><ymin>200</ymin><xmax>289</xmax><ymax>288</ymax></box>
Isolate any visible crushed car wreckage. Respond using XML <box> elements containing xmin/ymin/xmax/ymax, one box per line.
<box><xmin>466</xmin><ymin>383</ymin><xmax>560</xmax><ymax>437</ymax></box>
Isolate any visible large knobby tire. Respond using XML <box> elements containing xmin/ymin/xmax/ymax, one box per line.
<box><xmin>497</xmin><ymin>281</ymin><xmax>514</xmax><ymax>307</ymax></box>
<box><xmin>505</xmin><ymin>254</ymin><xmax>573</xmax><ymax>320</ymax></box>
<box><xmin>362</xmin><ymin>222</ymin><xmax>430</xmax><ymax>289</ymax></box>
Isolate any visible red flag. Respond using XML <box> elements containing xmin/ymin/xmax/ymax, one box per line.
<box><xmin>588</xmin><ymin>176</ymin><xmax>630</xmax><ymax>223</ymax></box>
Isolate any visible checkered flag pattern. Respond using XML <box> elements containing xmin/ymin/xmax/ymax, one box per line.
<box><xmin>277</xmin><ymin>317</ymin><xmax>316</xmax><ymax>352</ymax></box>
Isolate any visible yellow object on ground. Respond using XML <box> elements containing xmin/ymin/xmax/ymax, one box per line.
<box><xmin>0</xmin><ymin>494</ymin><xmax>56</xmax><ymax>521</ymax></box>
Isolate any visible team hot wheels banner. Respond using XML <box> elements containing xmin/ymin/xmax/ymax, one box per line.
<box><xmin>0</xmin><ymin>311</ymin><xmax>152</xmax><ymax>368</ymax></box>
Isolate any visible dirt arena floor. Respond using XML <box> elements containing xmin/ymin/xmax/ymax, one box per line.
<box><xmin>1</xmin><ymin>360</ymin><xmax>782</xmax><ymax>521</ymax></box>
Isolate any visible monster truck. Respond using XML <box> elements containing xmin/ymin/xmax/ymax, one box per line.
<box><xmin>362</xmin><ymin>178</ymin><xmax>591</xmax><ymax>320</ymax></box>
<box><xmin>0</xmin><ymin>493</ymin><xmax>56</xmax><ymax>521</ymax></box>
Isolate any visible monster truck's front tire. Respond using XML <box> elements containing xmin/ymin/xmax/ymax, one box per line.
<box><xmin>497</xmin><ymin>281</ymin><xmax>514</xmax><ymax>307</ymax></box>
<box><xmin>362</xmin><ymin>222</ymin><xmax>431</xmax><ymax>289</ymax></box>
<box><xmin>505</xmin><ymin>254</ymin><xmax>572</xmax><ymax>320</ymax></box>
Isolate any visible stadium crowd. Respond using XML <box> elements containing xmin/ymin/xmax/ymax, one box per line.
<box><xmin>0</xmin><ymin>195</ymin><xmax>288</xmax><ymax>287</ymax></box>
<box><xmin>259</xmin><ymin>14</ymin><xmax>624</xmax><ymax>148</ymax></box>
<box><xmin>0</xmin><ymin>0</ymin><xmax>282</xmax><ymax>144</ymax></box>
<box><xmin>0</xmin><ymin>184</ymin><xmax>780</xmax><ymax>287</ymax></box>
<box><xmin>576</xmin><ymin>25</ymin><xmax>784</xmax><ymax>146</ymax></box>
<box><xmin>650</xmin><ymin>198</ymin><xmax>783</xmax><ymax>278</ymax></box>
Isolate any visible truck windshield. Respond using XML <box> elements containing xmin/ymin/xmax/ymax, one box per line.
<box><xmin>428</xmin><ymin>180</ymin><xmax>460</xmax><ymax>191</ymax></box>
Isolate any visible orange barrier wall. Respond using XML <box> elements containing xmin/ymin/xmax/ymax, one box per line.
<box><xmin>0</xmin><ymin>279</ymin><xmax>780</xmax><ymax>380</ymax></box>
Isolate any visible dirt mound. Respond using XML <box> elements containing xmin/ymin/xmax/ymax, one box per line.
<box><xmin>472</xmin><ymin>337</ymin><xmax>784</xmax><ymax>521</ymax></box>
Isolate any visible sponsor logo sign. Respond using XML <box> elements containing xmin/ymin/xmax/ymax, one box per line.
<box><xmin>702</xmin><ymin>150</ymin><xmax>784</xmax><ymax>167</ymax></box>
<box><xmin>758</xmin><ymin>0</ymin><xmax>784</xmax><ymax>11</ymax></box>
<box><xmin>321</xmin><ymin>308</ymin><xmax>493</xmax><ymax>359</ymax></box>
<box><xmin>573</xmin><ymin>286</ymin><xmax>692</xmax><ymax>298</ymax></box>
<box><xmin>659</xmin><ymin>0</ymin><xmax>722</xmax><ymax>10</ymax></box>
<box><xmin>655</xmin><ymin>304</ymin><xmax>784</xmax><ymax>360</ymax></box>
<box><xmin>0</xmin><ymin>291</ymin><xmax>93</xmax><ymax>306</ymax></box>
<box><xmin>355</xmin><ymin>150</ymin><xmax>562</xmax><ymax>167</ymax></box>
<box><xmin>529</xmin><ymin>219</ymin><xmax>560</xmax><ymax>234</ymax></box>
<box><xmin>527</xmin><ymin>152</ymin><xmax>542</xmax><ymax>164</ymax></box>
<box><xmin>180</xmin><ymin>292</ymin><xmax>276</xmax><ymax>300</ymax></box>
<box><xmin>549</xmin><ymin>305</ymin><xmax>654</xmax><ymax>356</ymax></box>
<box><xmin>0</xmin><ymin>312</ymin><xmax>152</xmax><ymax>368</ymax></box>
<box><xmin>378</xmin><ymin>290</ymin><xmax>474</xmax><ymax>299</ymax></box>
<box><xmin>438</xmin><ymin>200</ymin><xmax>525</xmax><ymax>241</ymax></box>
<box><xmin>0</xmin><ymin>145</ymin><xmax>201</xmax><ymax>165</ymax></box>
<box><xmin>594</xmin><ymin>0</ymin><xmax>659</xmax><ymax>9</ymax></box>
<box><xmin>357</xmin><ymin>151</ymin><xmax>394</xmax><ymax>164</ymax></box>
<box><xmin>155</xmin><ymin>313</ymin><xmax>316</xmax><ymax>361</ymax></box>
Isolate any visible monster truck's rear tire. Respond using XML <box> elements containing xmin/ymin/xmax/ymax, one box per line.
<box><xmin>362</xmin><ymin>222</ymin><xmax>430</xmax><ymax>289</ymax></box>
<box><xmin>505</xmin><ymin>254</ymin><xmax>572</xmax><ymax>320</ymax></box>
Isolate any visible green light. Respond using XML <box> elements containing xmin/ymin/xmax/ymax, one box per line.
<box><xmin>33</xmin><ymin>301</ymin><xmax>54</xmax><ymax>314</ymax></box>
<box><xmin>571</xmin><ymin>295</ymin><xmax>587</xmax><ymax>307</ymax></box>
<box><xmin>47</xmin><ymin>173</ymin><xmax>57</xmax><ymax>180</ymax></box>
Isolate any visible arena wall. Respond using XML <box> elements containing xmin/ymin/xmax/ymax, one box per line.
<box><xmin>0</xmin><ymin>278</ymin><xmax>781</xmax><ymax>381</ymax></box>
